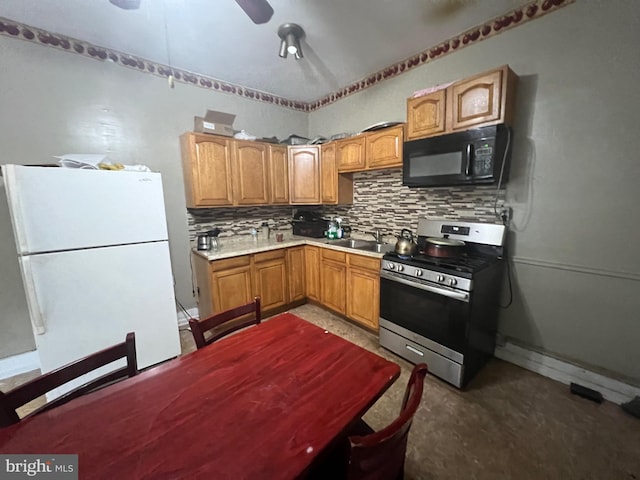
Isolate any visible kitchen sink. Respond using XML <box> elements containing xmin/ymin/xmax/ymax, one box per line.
<box><xmin>357</xmin><ymin>242</ymin><xmax>394</xmax><ymax>253</ymax></box>
<box><xmin>324</xmin><ymin>238</ymin><xmax>393</xmax><ymax>254</ymax></box>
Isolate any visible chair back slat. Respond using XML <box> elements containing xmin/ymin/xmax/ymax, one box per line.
<box><xmin>189</xmin><ymin>297</ymin><xmax>261</xmax><ymax>349</ymax></box>
<box><xmin>346</xmin><ymin>363</ymin><xmax>428</xmax><ymax>480</ymax></box>
<box><xmin>0</xmin><ymin>332</ymin><xmax>137</xmax><ymax>428</ymax></box>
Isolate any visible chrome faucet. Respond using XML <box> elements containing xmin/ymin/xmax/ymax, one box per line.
<box><xmin>370</xmin><ymin>229</ymin><xmax>384</xmax><ymax>243</ymax></box>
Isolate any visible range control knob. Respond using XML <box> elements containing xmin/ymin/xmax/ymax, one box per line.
<box><xmin>415</xmin><ymin>269</ymin><xmax>423</xmax><ymax>276</ymax></box>
<box><xmin>386</xmin><ymin>262</ymin><xmax>395</xmax><ymax>270</ymax></box>
<box><xmin>397</xmin><ymin>265</ymin><xmax>404</xmax><ymax>272</ymax></box>
<box><xmin>448</xmin><ymin>278</ymin><xmax>458</xmax><ymax>286</ymax></box>
<box><xmin>436</xmin><ymin>274</ymin><xmax>445</xmax><ymax>282</ymax></box>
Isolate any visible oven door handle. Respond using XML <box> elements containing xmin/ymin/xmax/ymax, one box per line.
<box><xmin>380</xmin><ymin>271</ymin><xmax>470</xmax><ymax>302</ymax></box>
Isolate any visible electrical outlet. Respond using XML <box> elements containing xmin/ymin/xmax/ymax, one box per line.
<box><xmin>499</xmin><ymin>207</ymin><xmax>512</xmax><ymax>223</ymax></box>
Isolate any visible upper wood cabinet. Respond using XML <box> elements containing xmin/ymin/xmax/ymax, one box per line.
<box><xmin>365</xmin><ymin>125</ymin><xmax>404</xmax><ymax>170</ymax></box>
<box><xmin>450</xmin><ymin>69</ymin><xmax>504</xmax><ymax>130</ymax></box>
<box><xmin>288</xmin><ymin>145</ymin><xmax>321</xmax><ymax>204</ymax></box>
<box><xmin>321</xmin><ymin>142</ymin><xmax>338</xmax><ymax>204</ymax></box>
<box><xmin>335</xmin><ymin>136</ymin><xmax>366</xmax><ymax>172</ymax></box>
<box><xmin>321</xmin><ymin>143</ymin><xmax>354</xmax><ymax>205</ymax></box>
<box><xmin>406</xmin><ymin>65</ymin><xmax>518</xmax><ymax>140</ymax></box>
<box><xmin>335</xmin><ymin>125</ymin><xmax>405</xmax><ymax>173</ymax></box>
<box><xmin>180</xmin><ymin>133</ymin><xmax>234</xmax><ymax>208</ymax></box>
<box><xmin>181</xmin><ymin>133</ymin><xmax>288</xmax><ymax>208</ymax></box>
<box><xmin>268</xmin><ymin>145</ymin><xmax>289</xmax><ymax>204</ymax></box>
<box><xmin>232</xmin><ymin>140</ymin><xmax>269</xmax><ymax>205</ymax></box>
<box><xmin>406</xmin><ymin>89</ymin><xmax>447</xmax><ymax>139</ymax></box>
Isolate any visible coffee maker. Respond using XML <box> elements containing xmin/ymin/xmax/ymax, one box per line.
<box><xmin>196</xmin><ymin>228</ymin><xmax>221</xmax><ymax>251</ymax></box>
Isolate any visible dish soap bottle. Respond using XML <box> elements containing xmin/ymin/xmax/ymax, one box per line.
<box><xmin>335</xmin><ymin>217</ymin><xmax>344</xmax><ymax>239</ymax></box>
<box><xmin>326</xmin><ymin>219</ymin><xmax>338</xmax><ymax>239</ymax></box>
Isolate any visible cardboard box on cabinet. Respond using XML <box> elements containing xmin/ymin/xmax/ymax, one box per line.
<box><xmin>194</xmin><ymin>110</ymin><xmax>236</xmax><ymax>137</ymax></box>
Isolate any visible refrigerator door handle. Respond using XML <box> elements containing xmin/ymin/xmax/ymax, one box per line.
<box><xmin>20</xmin><ymin>256</ymin><xmax>46</xmax><ymax>334</ymax></box>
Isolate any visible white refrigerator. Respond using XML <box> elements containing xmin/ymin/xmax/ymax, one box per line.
<box><xmin>1</xmin><ymin>164</ymin><xmax>181</xmax><ymax>395</ymax></box>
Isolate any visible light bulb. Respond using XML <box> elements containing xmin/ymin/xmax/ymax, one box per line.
<box><xmin>287</xmin><ymin>44</ymin><xmax>298</xmax><ymax>55</ymax></box>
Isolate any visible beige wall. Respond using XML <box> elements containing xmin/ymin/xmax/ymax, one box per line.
<box><xmin>0</xmin><ymin>36</ymin><xmax>306</xmax><ymax>359</ymax></box>
<box><xmin>310</xmin><ymin>0</ymin><xmax>640</xmax><ymax>383</ymax></box>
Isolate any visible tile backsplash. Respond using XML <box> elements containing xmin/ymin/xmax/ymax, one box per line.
<box><xmin>187</xmin><ymin>169</ymin><xmax>504</xmax><ymax>243</ymax></box>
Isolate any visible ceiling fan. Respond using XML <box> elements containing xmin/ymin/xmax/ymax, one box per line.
<box><xmin>234</xmin><ymin>0</ymin><xmax>274</xmax><ymax>24</ymax></box>
<box><xmin>109</xmin><ymin>0</ymin><xmax>274</xmax><ymax>25</ymax></box>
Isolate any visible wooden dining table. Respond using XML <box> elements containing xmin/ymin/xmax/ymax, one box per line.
<box><xmin>0</xmin><ymin>312</ymin><xmax>400</xmax><ymax>479</ymax></box>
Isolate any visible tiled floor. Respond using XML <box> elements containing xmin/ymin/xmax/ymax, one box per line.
<box><xmin>3</xmin><ymin>304</ymin><xmax>640</xmax><ymax>479</ymax></box>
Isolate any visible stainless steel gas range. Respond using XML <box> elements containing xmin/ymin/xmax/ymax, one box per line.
<box><xmin>379</xmin><ymin>218</ymin><xmax>506</xmax><ymax>388</ymax></box>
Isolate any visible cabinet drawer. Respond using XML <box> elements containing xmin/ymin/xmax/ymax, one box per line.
<box><xmin>254</xmin><ymin>249</ymin><xmax>285</xmax><ymax>263</ymax></box>
<box><xmin>210</xmin><ymin>255</ymin><xmax>250</xmax><ymax>272</ymax></box>
<box><xmin>348</xmin><ymin>254</ymin><xmax>381</xmax><ymax>272</ymax></box>
<box><xmin>321</xmin><ymin>248</ymin><xmax>346</xmax><ymax>263</ymax></box>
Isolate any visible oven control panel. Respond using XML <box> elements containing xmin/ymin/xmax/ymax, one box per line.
<box><xmin>382</xmin><ymin>262</ymin><xmax>472</xmax><ymax>291</ymax></box>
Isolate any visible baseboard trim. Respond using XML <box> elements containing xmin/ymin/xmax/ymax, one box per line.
<box><xmin>0</xmin><ymin>350</ymin><xmax>40</xmax><ymax>380</ymax></box>
<box><xmin>176</xmin><ymin>307</ymin><xmax>199</xmax><ymax>327</ymax></box>
<box><xmin>495</xmin><ymin>341</ymin><xmax>640</xmax><ymax>405</ymax></box>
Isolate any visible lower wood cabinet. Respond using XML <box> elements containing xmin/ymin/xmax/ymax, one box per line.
<box><xmin>304</xmin><ymin>246</ymin><xmax>321</xmax><ymax>301</ymax></box>
<box><xmin>193</xmin><ymin>244</ymin><xmax>381</xmax><ymax>331</ymax></box>
<box><xmin>320</xmin><ymin>249</ymin><xmax>347</xmax><ymax>315</ymax></box>
<box><xmin>193</xmin><ymin>249</ymin><xmax>288</xmax><ymax>317</ymax></box>
<box><xmin>210</xmin><ymin>256</ymin><xmax>253</xmax><ymax>314</ymax></box>
<box><xmin>253</xmin><ymin>250</ymin><xmax>288</xmax><ymax>311</ymax></box>
<box><xmin>346</xmin><ymin>254</ymin><xmax>381</xmax><ymax>330</ymax></box>
<box><xmin>287</xmin><ymin>246</ymin><xmax>305</xmax><ymax>302</ymax></box>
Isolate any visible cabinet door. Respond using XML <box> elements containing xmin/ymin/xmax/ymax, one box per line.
<box><xmin>365</xmin><ymin>125</ymin><xmax>404</xmax><ymax>170</ymax></box>
<box><xmin>336</xmin><ymin>136</ymin><xmax>366</xmax><ymax>172</ymax></box>
<box><xmin>254</xmin><ymin>258</ymin><xmax>288</xmax><ymax>311</ymax></box>
<box><xmin>268</xmin><ymin>145</ymin><xmax>289</xmax><ymax>204</ymax></box>
<box><xmin>192</xmin><ymin>253</ymin><xmax>214</xmax><ymax>319</ymax></box>
<box><xmin>406</xmin><ymin>90</ymin><xmax>447</xmax><ymax>140</ymax></box>
<box><xmin>450</xmin><ymin>69</ymin><xmax>503</xmax><ymax>131</ymax></box>
<box><xmin>289</xmin><ymin>146</ymin><xmax>321</xmax><ymax>204</ymax></box>
<box><xmin>320</xmin><ymin>260</ymin><xmax>346</xmax><ymax>314</ymax></box>
<box><xmin>304</xmin><ymin>246</ymin><xmax>320</xmax><ymax>301</ymax></box>
<box><xmin>211</xmin><ymin>265</ymin><xmax>253</xmax><ymax>314</ymax></box>
<box><xmin>233</xmin><ymin>140</ymin><xmax>269</xmax><ymax>205</ymax></box>
<box><xmin>287</xmin><ymin>247</ymin><xmax>305</xmax><ymax>302</ymax></box>
<box><xmin>180</xmin><ymin>133</ymin><xmax>233</xmax><ymax>207</ymax></box>
<box><xmin>347</xmin><ymin>267</ymin><xmax>380</xmax><ymax>330</ymax></box>
<box><xmin>321</xmin><ymin>143</ymin><xmax>338</xmax><ymax>204</ymax></box>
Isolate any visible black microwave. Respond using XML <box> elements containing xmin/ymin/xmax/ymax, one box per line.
<box><xmin>402</xmin><ymin>124</ymin><xmax>512</xmax><ymax>188</ymax></box>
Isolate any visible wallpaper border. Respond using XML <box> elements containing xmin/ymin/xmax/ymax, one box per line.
<box><xmin>0</xmin><ymin>0</ymin><xmax>573</xmax><ymax>112</ymax></box>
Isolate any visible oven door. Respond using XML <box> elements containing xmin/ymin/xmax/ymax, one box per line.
<box><xmin>379</xmin><ymin>273</ymin><xmax>470</xmax><ymax>355</ymax></box>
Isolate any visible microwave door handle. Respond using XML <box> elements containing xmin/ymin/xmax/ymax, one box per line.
<box><xmin>465</xmin><ymin>143</ymin><xmax>474</xmax><ymax>176</ymax></box>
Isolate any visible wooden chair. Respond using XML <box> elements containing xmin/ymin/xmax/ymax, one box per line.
<box><xmin>307</xmin><ymin>363</ymin><xmax>428</xmax><ymax>480</ymax></box>
<box><xmin>0</xmin><ymin>332</ymin><xmax>138</xmax><ymax>428</ymax></box>
<box><xmin>189</xmin><ymin>296</ymin><xmax>261</xmax><ymax>350</ymax></box>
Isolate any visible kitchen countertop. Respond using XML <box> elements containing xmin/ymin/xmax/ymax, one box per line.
<box><xmin>192</xmin><ymin>235</ymin><xmax>392</xmax><ymax>261</ymax></box>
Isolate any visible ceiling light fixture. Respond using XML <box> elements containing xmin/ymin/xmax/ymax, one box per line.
<box><xmin>277</xmin><ymin>23</ymin><xmax>305</xmax><ymax>60</ymax></box>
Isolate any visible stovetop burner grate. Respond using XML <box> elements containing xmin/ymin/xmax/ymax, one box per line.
<box><xmin>383</xmin><ymin>251</ymin><xmax>499</xmax><ymax>276</ymax></box>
